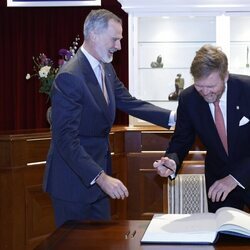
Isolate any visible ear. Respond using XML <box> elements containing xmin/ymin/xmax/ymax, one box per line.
<box><xmin>89</xmin><ymin>31</ymin><xmax>97</xmax><ymax>42</ymax></box>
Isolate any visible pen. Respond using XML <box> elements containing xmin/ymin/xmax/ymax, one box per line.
<box><xmin>155</xmin><ymin>160</ymin><xmax>174</xmax><ymax>172</ymax></box>
<box><xmin>155</xmin><ymin>160</ymin><xmax>175</xmax><ymax>180</ymax></box>
<box><xmin>131</xmin><ymin>230</ymin><xmax>136</xmax><ymax>238</ymax></box>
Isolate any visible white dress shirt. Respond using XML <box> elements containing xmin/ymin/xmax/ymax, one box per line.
<box><xmin>81</xmin><ymin>46</ymin><xmax>103</xmax><ymax>90</ymax></box>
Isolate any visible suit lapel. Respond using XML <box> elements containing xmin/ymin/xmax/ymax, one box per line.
<box><xmin>102</xmin><ymin>64</ymin><xmax>116</xmax><ymax>120</ymax></box>
<box><xmin>226</xmin><ymin>79</ymin><xmax>241</xmax><ymax>155</ymax></box>
<box><xmin>79</xmin><ymin>52</ymin><xmax>114</xmax><ymax>124</ymax></box>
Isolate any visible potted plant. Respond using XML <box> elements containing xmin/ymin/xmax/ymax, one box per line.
<box><xmin>26</xmin><ymin>35</ymin><xmax>80</xmax><ymax>126</ymax></box>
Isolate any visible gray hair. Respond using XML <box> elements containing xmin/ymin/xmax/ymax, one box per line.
<box><xmin>83</xmin><ymin>9</ymin><xmax>122</xmax><ymax>40</ymax></box>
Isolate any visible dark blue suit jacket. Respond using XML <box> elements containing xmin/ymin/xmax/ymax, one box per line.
<box><xmin>43</xmin><ymin>49</ymin><xmax>171</xmax><ymax>203</ymax></box>
<box><xmin>167</xmin><ymin>74</ymin><xmax>250</xmax><ymax>207</ymax></box>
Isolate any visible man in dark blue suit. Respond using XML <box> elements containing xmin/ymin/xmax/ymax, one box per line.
<box><xmin>43</xmin><ymin>9</ymin><xmax>176</xmax><ymax>227</ymax></box>
<box><xmin>154</xmin><ymin>44</ymin><xmax>250</xmax><ymax>212</ymax></box>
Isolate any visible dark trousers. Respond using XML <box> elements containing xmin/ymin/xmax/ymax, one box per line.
<box><xmin>51</xmin><ymin>195</ymin><xmax>111</xmax><ymax>228</ymax></box>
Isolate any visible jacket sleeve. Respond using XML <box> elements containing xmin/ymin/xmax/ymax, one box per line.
<box><xmin>108</xmin><ymin>64</ymin><xmax>171</xmax><ymax>128</ymax></box>
<box><xmin>165</xmin><ymin>92</ymin><xmax>196</xmax><ymax>173</ymax></box>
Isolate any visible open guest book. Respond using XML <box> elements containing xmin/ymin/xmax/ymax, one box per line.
<box><xmin>141</xmin><ymin>207</ymin><xmax>250</xmax><ymax>244</ymax></box>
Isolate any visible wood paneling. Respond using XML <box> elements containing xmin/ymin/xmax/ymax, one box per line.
<box><xmin>110</xmin><ymin>154</ymin><xmax>127</xmax><ymax>219</ymax></box>
<box><xmin>127</xmin><ymin>153</ymin><xmax>166</xmax><ymax>219</ymax></box>
<box><xmin>0</xmin><ymin>127</ymin><xmax>205</xmax><ymax>250</ymax></box>
<box><xmin>126</xmin><ymin>152</ymin><xmax>205</xmax><ymax>219</ymax></box>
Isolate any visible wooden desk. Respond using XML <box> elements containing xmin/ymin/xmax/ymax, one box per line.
<box><xmin>34</xmin><ymin>220</ymin><xmax>250</xmax><ymax>250</ymax></box>
<box><xmin>0</xmin><ymin>127</ymin><xmax>205</xmax><ymax>250</ymax></box>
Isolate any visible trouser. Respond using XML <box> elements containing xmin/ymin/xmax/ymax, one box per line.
<box><xmin>51</xmin><ymin>195</ymin><xmax>111</xmax><ymax>228</ymax></box>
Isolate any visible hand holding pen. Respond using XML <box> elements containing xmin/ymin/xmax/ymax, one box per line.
<box><xmin>153</xmin><ymin>157</ymin><xmax>176</xmax><ymax>180</ymax></box>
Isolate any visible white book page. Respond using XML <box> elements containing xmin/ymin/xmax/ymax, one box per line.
<box><xmin>141</xmin><ymin>213</ymin><xmax>218</xmax><ymax>243</ymax></box>
<box><xmin>215</xmin><ymin>207</ymin><xmax>250</xmax><ymax>235</ymax></box>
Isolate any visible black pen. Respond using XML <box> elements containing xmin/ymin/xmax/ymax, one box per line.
<box><xmin>162</xmin><ymin>163</ymin><xmax>174</xmax><ymax>172</ymax></box>
<box><xmin>155</xmin><ymin>160</ymin><xmax>174</xmax><ymax>172</ymax></box>
<box><xmin>155</xmin><ymin>160</ymin><xmax>175</xmax><ymax>180</ymax></box>
<box><xmin>131</xmin><ymin>230</ymin><xmax>136</xmax><ymax>238</ymax></box>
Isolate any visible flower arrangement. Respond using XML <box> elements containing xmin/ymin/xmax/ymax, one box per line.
<box><xmin>26</xmin><ymin>35</ymin><xmax>80</xmax><ymax>99</ymax></box>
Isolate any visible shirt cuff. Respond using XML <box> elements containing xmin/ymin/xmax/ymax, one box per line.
<box><xmin>168</xmin><ymin>111</ymin><xmax>176</xmax><ymax>127</ymax></box>
<box><xmin>229</xmin><ymin>174</ymin><xmax>245</xmax><ymax>189</ymax></box>
<box><xmin>169</xmin><ymin>173</ymin><xmax>176</xmax><ymax>180</ymax></box>
<box><xmin>90</xmin><ymin>170</ymin><xmax>104</xmax><ymax>185</ymax></box>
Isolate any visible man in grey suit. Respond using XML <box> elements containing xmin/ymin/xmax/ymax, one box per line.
<box><xmin>154</xmin><ymin>44</ymin><xmax>250</xmax><ymax>212</ymax></box>
<box><xmin>43</xmin><ymin>9</ymin><xmax>176</xmax><ymax>227</ymax></box>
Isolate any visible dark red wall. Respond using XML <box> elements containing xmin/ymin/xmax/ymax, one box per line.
<box><xmin>0</xmin><ymin>0</ymin><xmax>128</xmax><ymax>131</ymax></box>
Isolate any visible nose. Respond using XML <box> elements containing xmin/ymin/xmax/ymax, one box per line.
<box><xmin>201</xmin><ymin>87</ymin><xmax>210</xmax><ymax>95</ymax></box>
<box><xmin>115</xmin><ymin>40</ymin><xmax>121</xmax><ymax>50</ymax></box>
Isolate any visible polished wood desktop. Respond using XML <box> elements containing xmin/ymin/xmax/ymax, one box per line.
<box><xmin>35</xmin><ymin>220</ymin><xmax>249</xmax><ymax>250</ymax></box>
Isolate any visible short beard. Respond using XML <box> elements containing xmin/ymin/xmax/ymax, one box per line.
<box><xmin>101</xmin><ymin>54</ymin><xmax>113</xmax><ymax>64</ymax></box>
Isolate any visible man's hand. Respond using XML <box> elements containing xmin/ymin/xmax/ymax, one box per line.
<box><xmin>96</xmin><ymin>172</ymin><xmax>129</xmax><ymax>199</ymax></box>
<box><xmin>153</xmin><ymin>157</ymin><xmax>176</xmax><ymax>177</ymax></box>
<box><xmin>208</xmin><ymin>175</ymin><xmax>238</xmax><ymax>202</ymax></box>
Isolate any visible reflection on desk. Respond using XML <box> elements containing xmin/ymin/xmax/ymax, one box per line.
<box><xmin>34</xmin><ymin>220</ymin><xmax>250</xmax><ymax>250</ymax></box>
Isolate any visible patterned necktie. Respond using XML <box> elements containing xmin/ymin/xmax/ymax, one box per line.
<box><xmin>99</xmin><ymin>63</ymin><xmax>109</xmax><ymax>104</ymax></box>
<box><xmin>213</xmin><ymin>101</ymin><xmax>228</xmax><ymax>154</ymax></box>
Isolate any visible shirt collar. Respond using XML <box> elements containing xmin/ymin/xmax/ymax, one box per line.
<box><xmin>208</xmin><ymin>82</ymin><xmax>227</xmax><ymax>109</ymax></box>
<box><xmin>80</xmin><ymin>46</ymin><xmax>99</xmax><ymax>70</ymax></box>
<box><xmin>220</xmin><ymin>82</ymin><xmax>227</xmax><ymax>104</ymax></box>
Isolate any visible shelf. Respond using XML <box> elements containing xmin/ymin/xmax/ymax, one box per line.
<box><xmin>230</xmin><ymin>41</ymin><xmax>250</xmax><ymax>43</ymax></box>
<box><xmin>138</xmin><ymin>41</ymin><xmax>216</xmax><ymax>44</ymax></box>
<box><xmin>139</xmin><ymin>67</ymin><xmax>189</xmax><ymax>70</ymax></box>
<box><xmin>125</xmin><ymin>12</ymin><xmax>250</xmax><ymax>125</ymax></box>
